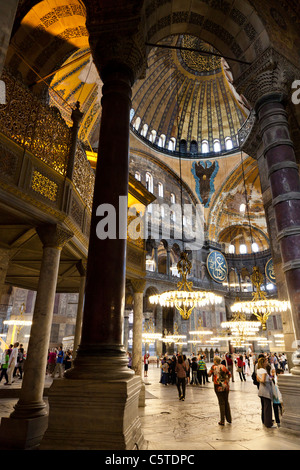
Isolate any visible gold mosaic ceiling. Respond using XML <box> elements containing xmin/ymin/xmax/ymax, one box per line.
<box><xmin>46</xmin><ymin>33</ymin><xmax>249</xmax><ymax>156</ymax></box>
<box><xmin>130</xmin><ymin>34</ymin><xmax>248</xmax><ymax>156</ymax></box>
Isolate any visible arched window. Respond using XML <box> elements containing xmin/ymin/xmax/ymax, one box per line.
<box><xmin>190</xmin><ymin>140</ymin><xmax>198</xmax><ymax>154</ymax></box>
<box><xmin>135</xmin><ymin>171</ymin><xmax>141</xmax><ymax>181</ymax></box>
<box><xmin>141</xmin><ymin>123</ymin><xmax>148</xmax><ymax>137</ymax></box>
<box><xmin>149</xmin><ymin>129</ymin><xmax>157</xmax><ymax>143</ymax></box>
<box><xmin>133</xmin><ymin>116</ymin><xmax>141</xmax><ymax>130</ymax></box>
<box><xmin>158</xmin><ymin>182</ymin><xmax>164</xmax><ymax>197</ymax></box>
<box><xmin>170</xmin><ymin>193</ymin><xmax>176</xmax><ymax>204</ymax></box>
<box><xmin>130</xmin><ymin>108</ymin><xmax>135</xmax><ymax>122</ymax></box>
<box><xmin>145</xmin><ymin>172</ymin><xmax>153</xmax><ymax>193</ymax></box>
<box><xmin>225</xmin><ymin>137</ymin><xmax>233</xmax><ymax>150</ymax></box>
<box><xmin>252</xmin><ymin>242</ymin><xmax>259</xmax><ymax>253</ymax></box>
<box><xmin>168</xmin><ymin>137</ymin><xmax>176</xmax><ymax>151</ymax></box>
<box><xmin>158</xmin><ymin>134</ymin><xmax>166</xmax><ymax>147</ymax></box>
<box><xmin>213</xmin><ymin>139</ymin><xmax>221</xmax><ymax>152</ymax></box>
<box><xmin>179</xmin><ymin>139</ymin><xmax>187</xmax><ymax>154</ymax></box>
<box><xmin>201</xmin><ymin>140</ymin><xmax>209</xmax><ymax>153</ymax></box>
<box><xmin>239</xmin><ymin>244</ymin><xmax>247</xmax><ymax>254</ymax></box>
<box><xmin>229</xmin><ymin>244</ymin><xmax>235</xmax><ymax>254</ymax></box>
<box><xmin>239</xmin><ymin>203</ymin><xmax>246</xmax><ymax>213</ymax></box>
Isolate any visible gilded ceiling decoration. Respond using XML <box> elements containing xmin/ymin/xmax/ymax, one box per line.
<box><xmin>130</xmin><ymin>34</ymin><xmax>248</xmax><ymax>157</ymax></box>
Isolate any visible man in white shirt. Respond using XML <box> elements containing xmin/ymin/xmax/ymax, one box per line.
<box><xmin>5</xmin><ymin>342</ymin><xmax>19</xmax><ymax>385</ymax></box>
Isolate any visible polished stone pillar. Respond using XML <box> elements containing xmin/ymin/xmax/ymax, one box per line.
<box><xmin>255</xmin><ymin>93</ymin><xmax>300</xmax><ymax>435</ymax></box>
<box><xmin>131</xmin><ymin>280</ymin><xmax>146</xmax><ymax>407</ymax></box>
<box><xmin>73</xmin><ymin>260</ymin><xmax>86</xmax><ymax>357</ymax></box>
<box><xmin>0</xmin><ymin>224</ymin><xmax>73</xmax><ymax>449</ymax></box>
<box><xmin>66</xmin><ymin>101</ymin><xmax>84</xmax><ymax>181</ymax></box>
<box><xmin>40</xmin><ymin>59</ymin><xmax>145</xmax><ymax>450</ymax></box>
<box><xmin>0</xmin><ymin>0</ymin><xmax>18</xmax><ymax>76</ymax></box>
<box><xmin>132</xmin><ymin>280</ymin><xmax>146</xmax><ymax>377</ymax></box>
<box><xmin>0</xmin><ymin>247</ymin><xmax>10</xmax><ymax>298</ymax></box>
<box><xmin>123</xmin><ymin>309</ymin><xmax>131</xmax><ymax>352</ymax></box>
<box><xmin>155</xmin><ymin>304</ymin><xmax>163</xmax><ymax>357</ymax></box>
<box><xmin>255</xmin><ymin>93</ymin><xmax>300</xmax><ymax>355</ymax></box>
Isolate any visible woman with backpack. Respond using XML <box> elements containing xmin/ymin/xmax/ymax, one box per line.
<box><xmin>208</xmin><ymin>356</ymin><xmax>232</xmax><ymax>426</ymax></box>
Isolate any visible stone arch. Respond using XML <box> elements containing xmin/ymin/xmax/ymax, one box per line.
<box><xmin>143</xmin><ymin>0</ymin><xmax>270</xmax><ymax>81</ymax></box>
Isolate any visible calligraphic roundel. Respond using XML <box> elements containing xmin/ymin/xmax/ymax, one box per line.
<box><xmin>206</xmin><ymin>250</ymin><xmax>228</xmax><ymax>283</ymax></box>
<box><xmin>265</xmin><ymin>258</ymin><xmax>276</xmax><ymax>285</ymax></box>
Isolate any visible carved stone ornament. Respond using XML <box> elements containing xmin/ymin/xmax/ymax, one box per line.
<box><xmin>36</xmin><ymin>224</ymin><xmax>73</xmax><ymax>249</ymax></box>
<box><xmin>234</xmin><ymin>47</ymin><xmax>300</xmax><ymax>108</ymax></box>
<box><xmin>131</xmin><ymin>278</ymin><xmax>146</xmax><ymax>294</ymax></box>
<box><xmin>82</xmin><ymin>0</ymin><xmax>146</xmax><ymax>82</ymax></box>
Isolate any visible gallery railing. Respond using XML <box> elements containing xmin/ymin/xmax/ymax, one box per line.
<box><xmin>0</xmin><ymin>70</ymin><xmax>95</xmax><ymax>211</ymax></box>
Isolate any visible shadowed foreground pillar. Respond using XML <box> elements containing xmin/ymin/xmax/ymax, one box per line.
<box><xmin>40</xmin><ymin>21</ymin><xmax>146</xmax><ymax>447</ymax></box>
<box><xmin>0</xmin><ymin>224</ymin><xmax>73</xmax><ymax>449</ymax></box>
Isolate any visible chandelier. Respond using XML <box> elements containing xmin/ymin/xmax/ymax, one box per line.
<box><xmin>142</xmin><ymin>317</ymin><xmax>162</xmax><ymax>343</ymax></box>
<box><xmin>231</xmin><ymin>266</ymin><xmax>290</xmax><ymax>330</ymax></box>
<box><xmin>149</xmin><ymin>251</ymin><xmax>222</xmax><ymax>320</ymax></box>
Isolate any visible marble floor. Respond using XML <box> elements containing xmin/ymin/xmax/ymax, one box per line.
<box><xmin>139</xmin><ymin>365</ymin><xmax>300</xmax><ymax>451</ymax></box>
<box><xmin>0</xmin><ymin>365</ymin><xmax>300</xmax><ymax>451</ymax></box>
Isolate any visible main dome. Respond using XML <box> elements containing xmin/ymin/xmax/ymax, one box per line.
<box><xmin>47</xmin><ymin>34</ymin><xmax>249</xmax><ymax>158</ymax></box>
<box><xmin>130</xmin><ymin>34</ymin><xmax>249</xmax><ymax>157</ymax></box>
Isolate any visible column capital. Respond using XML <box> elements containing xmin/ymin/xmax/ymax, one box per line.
<box><xmin>131</xmin><ymin>278</ymin><xmax>146</xmax><ymax>294</ymax></box>
<box><xmin>36</xmin><ymin>224</ymin><xmax>73</xmax><ymax>249</ymax></box>
<box><xmin>82</xmin><ymin>1</ymin><xmax>146</xmax><ymax>85</ymax></box>
<box><xmin>235</xmin><ymin>47</ymin><xmax>299</xmax><ymax>108</ymax></box>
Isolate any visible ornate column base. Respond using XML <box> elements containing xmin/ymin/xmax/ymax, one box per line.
<box><xmin>0</xmin><ymin>415</ymin><xmax>48</xmax><ymax>450</ymax></box>
<box><xmin>278</xmin><ymin>374</ymin><xmax>300</xmax><ymax>435</ymax></box>
<box><xmin>39</xmin><ymin>374</ymin><xmax>145</xmax><ymax>450</ymax></box>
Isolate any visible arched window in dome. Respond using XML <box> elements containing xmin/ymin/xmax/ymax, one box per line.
<box><xmin>179</xmin><ymin>139</ymin><xmax>187</xmax><ymax>154</ymax></box>
<box><xmin>158</xmin><ymin>182</ymin><xmax>164</xmax><ymax>197</ymax></box>
<box><xmin>213</xmin><ymin>139</ymin><xmax>221</xmax><ymax>152</ymax></box>
<box><xmin>130</xmin><ymin>109</ymin><xmax>135</xmax><ymax>122</ymax></box>
<box><xmin>135</xmin><ymin>171</ymin><xmax>141</xmax><ymax>181</ymax></box>
<box><xmin>228</xmin><ymin>244</ymin><xmax>235</xmax><ymax>254</ymax></box>
<box><xmin>141</xmin><ymin>123</ymin><xmax>148</xmax><ymax>137</ymax></box>
<box><xmin>201</xmin><ymin>140</ymin><xmax>209</xmax><ymax>153</ymax></box>
<box><xmin>158</xmin><ymin>134</ymin><xmax>166</xmax><ymax>147</ymax></box>
<box><xmin>252</xmin><ymin>242</ymin><xmax>259</xmax><ymax>253</ymax></box>
<box><xmin>149</xmin><ymin>129</ymin><xmax>157</xmax><ymax>143</ymax></box>
<box><xmin>239</xmin><ymin>203</ymin><xmax>246</xmax><ymax>213</ymax></box>
<box><xmin>190</xmin><ymin>140</ymin><xmax>198</xmax><ymax>154</ymax></box>
<box><xmin>133</xmin><ymin>116</ymin><xmax>141</xmax><ymax>130</ymax></box>
<box><xmin>225</xmin><ymin>137</ymin><xmax>233</xmax><ymax>150</ymax></box>
<box><xmin>168</xmin><ymin>137</ymin><xmax>176</xmax><ymax>151</ymax></box>
<box><xmin>145</xmin><ymin>172</ymin><xmax>153</xmax><ymax>193</ymax></box>
<box><xmin>239</xmin><ymin>244</ymin><xmax>247</xmax><ymax>254</ymax></box>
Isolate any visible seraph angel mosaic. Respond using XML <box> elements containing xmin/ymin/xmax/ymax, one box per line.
<box><xmin>191</xmin><ymin>160</ymin><xmax>219</xmax><ymax>207</ymax></box>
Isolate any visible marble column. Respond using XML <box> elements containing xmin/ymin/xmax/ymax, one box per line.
<box><xmin>123</xmin><ymin>309</ymin><xmax>131</xmax><ymax>353</ymax></box>
<box><xmin>155</xmin><ymin>304</ymin><xmax>163</xmax><ymax>357</ymax></box>
<box><xmin>40</xmin><ymin>24</ymin><xmax>146</xmax><ymax>448</ymax></box>
<box><xmin>255</xmin><ymin>93</ymin><xmax>300</xmax><ymax>359</ymax></box>
<box><xmin>131</xmin><ymin>280</ymin><xmax>146</xmax><ymax>407</ymax></box>
<box><xmin>73</xmin><ymin>260</ymin><xmax>86</xmax><ymax>358</ymax></box>
<box><xmin>0</xmin><ymin>224</ymin><xmax>73</xmax><ymax>449</ymax></box>
<box><xmin>0</xmin><ymin>247</ymin><xmax>10</xmax><ymax>299</ymax></box>
<box><xmin>0</xmin><ymin>0</ymin><xmax>18</xmax><ymax>76</ymax></box>
<box><xmin>66</xmin><ymin>101</ymin><xmax>84</xmax><ymax>181</ymax></box>
<box><xmin>132</xmin><ymin>280</ymin><xmax>146</xmax><ymax>377</ymax></box>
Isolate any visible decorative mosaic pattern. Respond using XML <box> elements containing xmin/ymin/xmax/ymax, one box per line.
<box><xmin>31</xmin><ymin>170</ymin><xmax>58</xmax><ymax>202</ymax></box>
